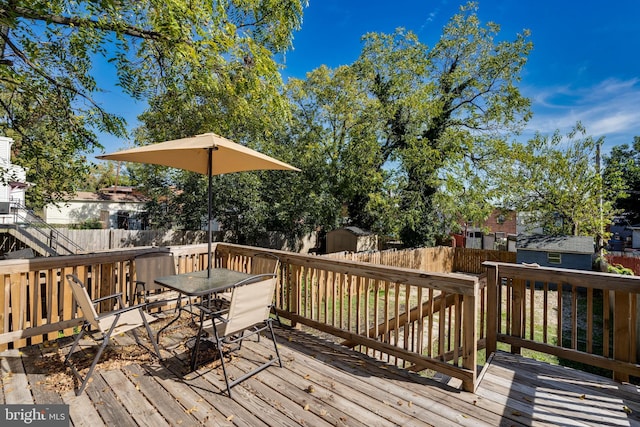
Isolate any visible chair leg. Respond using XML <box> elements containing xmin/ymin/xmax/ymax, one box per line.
<box><xmin>75</xmin><ymin>336</ymin><xmax>111</xmax><ymax>396</ymax></box>
<box><xmin>237</xmin><ymin>330</ymin><xmax>247</xmax><ymax>350</ymax></box>
<box><xmin>131</xmin><ymin>311</ymin><xmax>162</xmax><ymax>360</ymax></box>
<box><xmin>65</xmin><ymin>328</ymin><xmax>110</xmax><ymax>396</ymax></box>
<box><xmin>214</xmin><ymin>329</ymin><xmax>233</xmax><ymax>397</ymax></box>
<box><xmin>190</xmin><ymin>310</ymin><xmax>206</xmax><ymax>371</ymax></box>
<box><xmin>67</xmin><ymin>319</ymin><xmax>119</xmax><ymax>395</ymax></box>
<box><xmin>64</xmin><ymin>325</ymin><xmax>87</xmax><ymax>366</ymax></box>
<box><xmin>267</xmin><ymin>319</ymin><xmax>283</xmax><ymax>368</ymax></box>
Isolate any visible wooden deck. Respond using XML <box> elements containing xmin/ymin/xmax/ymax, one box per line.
<box><xmin>1</xmin><ymin>320</ymin><xmax>639</xmax><ymax>426</ymax></box>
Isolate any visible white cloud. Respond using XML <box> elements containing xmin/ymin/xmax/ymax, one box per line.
<box><xmin>522</xmin><ymin>78</ymin><xmax>640</xmax><ymax>150</ymax></box>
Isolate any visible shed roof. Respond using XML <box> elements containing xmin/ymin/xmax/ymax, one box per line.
<box><xmin>516</xmin><ymin>234</ymin><xmax>594</xmax><ymax>254</ymax></box>
<box><xmin>328</xmin><ymin>226</ymin><xmax>374</xmax><ymax>236</ymax></box>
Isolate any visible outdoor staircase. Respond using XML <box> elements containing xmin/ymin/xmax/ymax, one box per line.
<box><xmin>0</xmin><ymin>202</ymin><xmax>84</xmax><ymax>257</ymax></box>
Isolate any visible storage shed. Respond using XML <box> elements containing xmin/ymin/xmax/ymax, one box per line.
<box><xmin>326</xmin><ymin>227</ymin><xmax>378</xmax><ymax>254</ymax></box>
<box><xmin>516</xmin><ymin>234</ymin><xmax>595</xmax><ymax>271</ymax></box>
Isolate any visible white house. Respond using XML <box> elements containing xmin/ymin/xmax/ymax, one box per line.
<box><xmin>43</xmin><ymin>186</ymin><xmax>149</xmax><ymax>229</ymax></box>
<box><xmin>0</xmin><ymin>136</ymin><xmax>29</xmax><ymax>224</ymax></box>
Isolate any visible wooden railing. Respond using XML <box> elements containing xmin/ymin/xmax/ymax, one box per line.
<box><xmin>6</xmin><ymin>243</ymin><xmax>638</xmax><ymax>391</ymax></box>
<box><xmin>484</xmin><ymin>261</ymin><xmax>640</xmax><ymax>382</ymax></box>
<box><xmin>216</xmin><ymin>243</ymin><xmax>482</xmax><ymax>392</ymax></box>
<box><xmin>0</xmin><ymin>244</ymin><xmax>210</xmax><ymax>349</ymax></box>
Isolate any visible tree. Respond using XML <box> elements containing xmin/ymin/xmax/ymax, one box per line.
<box><xmin>604</xmin><ymin>136</ymin><xmax>640</xmax><ymax>224</ymax></box>
<box><xmin>495</xmin><ymin>124</ymin><xmax>623</xmax><ymax>242</ymax></box>
<box><xmin>335</xmin><ymin>2</ymin><xmax>531</xmax><ymax>246</ymax></box>
<box><xmin>0</xmin><ymin>1</ymin><xmax>306</xmax><ymax>208</ymax></box>
<box><xmin>282</xmin><ymin>65</ymin><xmax>393</xmax><ymax>238</ymax></box>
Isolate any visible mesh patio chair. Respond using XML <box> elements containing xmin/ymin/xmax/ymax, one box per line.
<box><xmin>64</xmin><ymin>274</ymin><xmax>161</xmax><ymax>395</ymax></box>
<box><xmin>132</xmin><ymin>251</ymin><xmax>179</xmax><ymax>308</ymax></box>
<box><xmin>193</xmin><ymin>271</ymin><xmax>282</xmax><ymax>396</ymax></box>
<box><xmin>216</xmin><ymin>253</ymin><xmax>280</xmax><ymax>311</ymax></box>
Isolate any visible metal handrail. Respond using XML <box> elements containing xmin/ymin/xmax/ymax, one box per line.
<box><xmin>9</xmin><ymin>199</ymin><xmax>84</xmax><ymax>255</ymax></box>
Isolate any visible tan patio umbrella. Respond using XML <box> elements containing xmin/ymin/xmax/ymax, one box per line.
<box><xmin>97</xmin><ymin>132</ymin><xmax>300</xmax><ymax>276</ymax></box>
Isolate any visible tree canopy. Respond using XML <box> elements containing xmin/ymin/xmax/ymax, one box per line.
<box><xmin>279</xmin><ymin>2</ymin><xmax>532</xmax><ymax>247</ymax></box>
<box><xmin>493</xmin><ymin>124</ymin><xmax>624</xmax><ymax>244</ymax></box>
<box><xmin>604</xmin><ymin>136</ymin><xmax>640</xmax><ymax>225</ymax></box>
<box><xmin>0</xmin><ymin>0</ymin><xmax>306</xmax><ymax>208</ymax></box>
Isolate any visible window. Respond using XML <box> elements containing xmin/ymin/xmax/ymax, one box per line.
<box><xmin>497</xmin><ymin>214</ymin><xmax>505</xmax><ymax>224</ymax></box>
<box><xmin>547</xmin><ymin>252</ymin><xmax>561</xmax><ymax>264</ymax></box>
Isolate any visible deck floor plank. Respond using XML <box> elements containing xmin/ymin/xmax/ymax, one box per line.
<box><xmin>101</xmin><ymin>369</ymin><xmax>172</xmax><ymax>427</ymax></box>
<box><xmin>167</xmin><ymin>353</ymin><xmax>271</xmax><ymax>427</ymax></box>
<box><xmin>272</xmin><ymin>328</ymin><xmax>524</xmax><ymax>427</ymax></box>
<box><xmin>20</xmin><ymin>345</ymin><xmax>66</xmax><ymax>406</ymax></box>
<box><xmin>231</xmin><ymin>352</ymin><xmax>370</xmax><ymax>427</ymax></box>
<box><xmin>122</xmin><ymin>363</ymin><xmax>203</xmax><ymax>427</ymax></box>
<box><xmin>244</xmin><ymin>338</ymin><xmax>433</xmax><ymax>427</ymax></box>
<box><xmin>84</xmin><ymin>373</ymin><xmax>138</xmax><ymax>427</ymax></box>
<box><xmin>1</xmin><ymin>350</ymin><xmax>34</xmax><ymax>404</ymax></box>
<box><xmin>61</xmin><ymin>390</ymin><xmax>105</xmax><ymax>427</ymax></box>
<box><xmin>221</xmin><ymin>356</ymin><xmax>339</xmax><ymax>427</ymax></box>
<box><xmin>480</xmin><ymin>352</ymin><xmax>640</xmax><ymax>427</ymax></box>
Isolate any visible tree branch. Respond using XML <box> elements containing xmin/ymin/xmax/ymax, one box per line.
<box><xmin>1</xmin><ymin>6</ymin><xmax>168</xmax><ymax>41</ymax></box>
<box><xmin>0</xmin><ymin>32</ymin><xmax>107</xmax><ymax>116</ymax></box>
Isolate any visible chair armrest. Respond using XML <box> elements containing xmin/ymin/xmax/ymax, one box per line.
<box><xmin>197</xmin><ymin>302</ymin><xmax>229</xmax><ymax>317</ymax></box>
<box><xmin>92</xmin><ymin>292</ymin><xmax>124</xmax><ymax>304</ymax></box>
<box><xmin>233</xmin><ymin>273</ymin><xmax>276</xmax><ymax>287</ymax></box>
<box><xmin>93</xmin><ymin>292</ymin><xmax>126</xmax><ymax>310</ymax></box>
<box><xmin>95</xmin><ymin>303</ymin><xmax>149</xmax><ymax>321</ymax></box>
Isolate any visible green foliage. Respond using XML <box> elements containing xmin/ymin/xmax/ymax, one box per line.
<box><xmin>0</xmin><ymin>0</ymin><xmax>306</xmax><ymax>209</ymax></box>
<box><xmin>606</xmin><ymin>264</ymin><xmax>634</xmax><ymax>276</ymax></box>
<box><xmin>603</xmin><ymin>136</ymin><xmax>640</xmax><ymax>224</ymax></box>
<box><xmin>71</xmin><ymin>218</ymin><xmax>103</xmax><ymax>229</ymax></box>
<box><xmin>283</xmin><ymin>65</ymin><xmax>391</xmax><ymax>237</ymax></box>
<box><xmin>282</xmin><ymin>2</ymin><xmax>532</xmax><ymax>246</ymax></box>
<box><xmin>495</xmin><ymin>123</ymin><xmax>621</xmax><ymax>242</ymax></box>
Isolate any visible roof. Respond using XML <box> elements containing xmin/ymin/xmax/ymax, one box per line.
<box><xmin>328</xmin><ymin>226</ymin><xmax>374</xmax><ymax>236</ymax></box>
<box><xmin>516</xmin><ymin>234</ymin><xmax>594</xmax><ymax>254</ymax></box>
<box><xmin>69</xmin><ymin>191</ymin><xmax>149</xmax><ymax>203</ymax></box>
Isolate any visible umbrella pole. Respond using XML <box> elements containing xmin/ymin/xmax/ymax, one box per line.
<box><xmin>207</xmin><ymin>148</ymin><xmax>213</xmax><ymax>278</ymax></box>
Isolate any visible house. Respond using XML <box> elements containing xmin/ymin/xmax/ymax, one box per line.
<box><xmin>0</xmin><ymin>136</ymin><xmax>29</xmax><ymax>224</ymax></box>
<box><xmin>458</xmin><ymin>208</ymin><xmax>518</xmax><ymax>251</ymax></box>
<box><xmin>326</xmin><ymin>226</ymin><xmax>378</xmax><ymax>253</ymax></box>
<box><xmin>607</xmin><ymin>217</ymin><xmax>634</xmax><ymax>251</ymax></box>
<box><xmin>629</xmin><ymin>224</ymin><xmax>640</xmax><ymax>250</ymax></box>
<box><xmin>43</xmin><ymin>186</ymin><xmax>149</xmax><ymax>229</ymax></box>
<box><xmin>516</xmin><ymin>234</ymin><xmax>595</xmax><ymax>271</ymax></box>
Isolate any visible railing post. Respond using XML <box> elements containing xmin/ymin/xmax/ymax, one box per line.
<box><xmin>485</xmin><ymin>263</ymin><xmax>498</xmax><ymax>357</ymax></box>
<box><xmin>462</xmin><ymin>284</ymin><xmax>478</xmax><ymax>392</ymax></box>
<box><xmin>99</xmin><ymin>264</ymin><xmax>114</xmax><ymax>312</ymax></box>
<box><xmin>613</xmin><ymin>290</ymin><xmax>631</xmax><ymax>382</ymax></box>
<box><xmin>511</xmin><ymin>278</ymin><xmax>524</xmax><ymax>355</ymax></box>
<box><xmin>289</xmin><ymin>263</ymin><xmax>299</xmax><ymax>328</ymax></box>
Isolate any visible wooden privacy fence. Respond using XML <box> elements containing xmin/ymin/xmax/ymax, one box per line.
<box><xmin>326</xmin><ymin>246</ymin><xmax>515</xmax><ymax>275</ymax></box>
<box><xmin>324</xmin><ymin>246</ymin><xmax>454</xmax><ymax>272</ymax></box>
<box><xmin>484</xmin><ymin>261</ymin><xmax>640</xmax><ymax>382</ymax></box>
<box><xmin>216</xmin><ymin>243</ymin><xmax>483</xmax><ymax>392</ymax></box>
<box><xmin>0</xmin><ymin>244</ymin><xmax>210</xmax><ymax>349</ymax></box>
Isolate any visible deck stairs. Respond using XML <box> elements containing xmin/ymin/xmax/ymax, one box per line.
<box><xmin>0</xmin><ymin>202</ymin><xmax>83</xmax><ymax>257</ymax></box>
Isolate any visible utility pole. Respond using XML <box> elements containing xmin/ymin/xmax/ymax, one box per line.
<box><xmin>596</xmin><ymin>139</ymin><xmax>605</xmax><ymax>261</ymax></box>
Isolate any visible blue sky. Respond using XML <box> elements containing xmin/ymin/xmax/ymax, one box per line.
<box><xmin>94</xmin><ymin>0</ymin><xmax>640</xmax><ymax>160</ymax></box>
